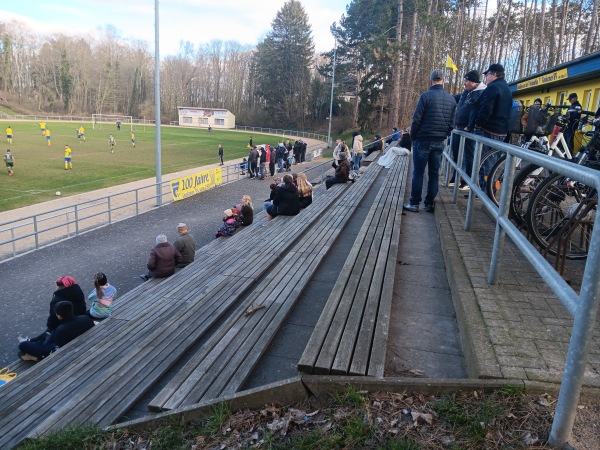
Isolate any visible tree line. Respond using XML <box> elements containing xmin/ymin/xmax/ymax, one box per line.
<box><xmin>0</xmin><ymin>0</ymin><xmax>598</xmax><ymax>133</ymax></box>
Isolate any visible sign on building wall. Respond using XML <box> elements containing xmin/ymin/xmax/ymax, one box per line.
<box><xmin>169</xmin><ymin>168</ymin><xmax>222</xmax><ymax>201</ymax></box>
<box><xmin>517</xmin><ymin>69</ymin><xmax>568</xmax><ymax>90</ymax></box>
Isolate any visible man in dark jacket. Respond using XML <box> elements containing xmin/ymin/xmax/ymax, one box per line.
<box><xmin>140</xmin><ymin>234</ymin><xmax>182</xmax><ymax>280</ymax></box>
<box><xmin>469</xmin><ymin>63</ymin><xmax>513</xmax><ymax>190</ymax></box>
<box><xmin>325</xmin><ymin>151</ymin><xmax>352</xmax><ymax>189</ymax></box>
<box><xmin>564</xmin><ymin>93</ymin><xmax>582</xmax><ymax>153</ymax></box>
<box><xmin>174</xmin><ymin>223</ymin><xmax>196</xmax><ymax>268</ymax></box>
<box><xmin>450</xmin><ymin>70</ymin><xmax>485</xmax><ymax>189</ymax></box>
<box><xmin>404</xmin><ymin>69</ymin><xmax>456</xmax><ymax>213</ymax></box>
<box><xmin>19</xmin><ymin>301</ymin><xmax>94</xmax><ymax>361</ymax></box>
<box><xmin>266</xmin><ymin>174</ymin><xmax>300</xmax><ymax>220</ymax></box>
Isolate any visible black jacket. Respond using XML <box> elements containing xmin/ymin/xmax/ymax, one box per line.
<box><xmin>411</xmin><ymin>85</ymin><xmax>456</xmax><ymax>141</ymax></box>
<box><xmin>47</xmin><ymin>284</ymin><xmax>87</xmax><ymax>331</ymax></box>
<box><xmin>471</xmin><ymin>77</ymin><xmax>512</xmax><ymax>134</ymax></box>
<box><xmin>273</xmin><ymin>182</ymin><xmax>300</xmax><ymax>216</ymax></box>
<box><xmin>454</xmin><ymin>88</ymin><xmax>484</xmax><ymax>129</ymax></box>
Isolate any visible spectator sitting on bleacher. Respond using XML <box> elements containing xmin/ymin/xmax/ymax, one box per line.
<box><xmin>87</xmin><ymin>272</ymin><xmax>118</xmax><ymax>321</ymax></box>
<box><xmin>18</xmin><ymin>276</ymin><xmax>87</xmax><ymax>345</ymax></box>
<box><xmin>140</xmin><ymin>234</ymin><xmax>182</xmax><ymax>281</ymax></box>
<box><xmin>364</xmin><ymin>134</ymin><xmax>383</xmax><ymax>157</ymax></box>
<box><xmin>215</xmin><ymin>209</ymin><xmax>239</xmax><ymax>237</ymax></box>
<box><xmin>234</xmin><ymin>195</ymin><xmax>254</xmax><ymax>226</ymax></box>
<box><xmin>399</xmin><ymin>128</ymin><xmax>412</xmax><ymax>150</ymax></box>
<box><xmin>18</xmin><ymin>301</ymin><xmax>94</xmax><ymax>362</ymax></box>
<box><xmin>297</xmin><ymin>173</ymin><xmax>313</xmax><ymax>208</ymax></box>
<box><xmin>325</xmin><ymin>151</ymin><xmax>352</xmax><ymax>190</ymax></box>
<box><xmin>386</xmin><ymin>127</ymin><xmax>400</xmax><ymax>145</ymax></box>
<box><xmin>174</xmin><ymin>223</ymin><xmax>196</xmax><ymax>267</ymax></box>
<box><xmin>266</xmin><ymin>174</ymin><xmax>301</xmax><ymax>221</ymax></box>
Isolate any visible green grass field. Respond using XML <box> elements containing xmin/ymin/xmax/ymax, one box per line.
<box><xmin>0</xmin><ymin>121</ymin><xmax>288</xmax><ymax>212</ymax></box>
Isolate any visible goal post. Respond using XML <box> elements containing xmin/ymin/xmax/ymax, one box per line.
<box><xmin>92</xmin><ymin>114</ymin><xmax>133</xmax><ymax>131</ymax></box>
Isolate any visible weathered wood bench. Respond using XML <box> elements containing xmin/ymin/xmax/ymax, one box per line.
<box><xmin>147</xmin><ymin>163</ymin><xmax>384</xmax><ymax>411</ymax></box>
<box><xmin>0</xmin><ymin>175</ymin><xmax>352</xmax><ymax>449</ymax></box>
<box><xmin>298</xmin><ymin>155</ymin><xmax>410</xmax><ymax>377</ymax></box>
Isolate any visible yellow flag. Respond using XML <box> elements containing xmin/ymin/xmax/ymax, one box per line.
<box><xmin>446</xmin><ymin>55</ymin><xmax>458</xmax><ymax>72</ymax></box>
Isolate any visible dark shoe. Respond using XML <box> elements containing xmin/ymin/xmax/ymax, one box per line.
<box><xmin>424</xmin><ymin>204</ymin><xmax>435</xmax><ymax>213</ymax></box>
<box><xmin>402</xmin><ymin>203</ymin><xmax>419</xmax><ymax>213</ymax></box>
<box><xmin>139</xmin><ymin>274</ymin><xmax>150</xmax><ymax>281</ymax></box>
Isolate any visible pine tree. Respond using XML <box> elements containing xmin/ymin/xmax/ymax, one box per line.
<box><xmin>253</xmin><ymin>0</ymin><xmax>315</xmax><ymax>127</ymax></box>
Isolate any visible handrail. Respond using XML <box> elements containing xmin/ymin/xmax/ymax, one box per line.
<box><xmin>443</xmin><ymin>130</ymin><xmax>600</xmax><ymax>449</ymax></box>
<box><xmin>234</xmin><ymin>125</ymin><xmax>327</xmax><ymax>142</ymax></box>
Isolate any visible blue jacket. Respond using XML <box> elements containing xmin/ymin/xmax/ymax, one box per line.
<box><xmin>470</xmin><ymin>77</ymin><xmax>512</xmax><ymax>134</ymax></box>
<box><xmin>410</xmin><ymin>85</ymin><xmax>456</xmax><ymax>142</ymax></box>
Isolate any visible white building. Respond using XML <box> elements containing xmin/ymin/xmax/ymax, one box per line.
<box><xmin>177</xmin><ymin>107</ymin><xmax>236</xmax><ymax>129</ymax></box>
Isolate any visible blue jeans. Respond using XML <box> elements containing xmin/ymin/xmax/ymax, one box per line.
<box><xmin>472</xmin><ymin>129</ymin><xmax>505</xmax><ymax>190</ymax></box>
<box><xmin>278</xmin><ymin>158</ymin><xmax>284</xmax><ymax>172</ymax></box>
<box><xmin>409</xmin><ymin>140</ymin><xmax>445</xmax><ymax>206</ymax></box>
<box><xmin>353</xmin><ymin>153</ymin><xmax>363</xmax><ymax>170</ymax></box>
<box><xmin>450</xmin><ymin>133</ymin><xmax>475</xmax><ymax>183</ymax></box>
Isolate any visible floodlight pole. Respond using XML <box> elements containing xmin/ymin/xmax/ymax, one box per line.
<box><xmin>327</xmin><ymin>40</ymin><xmax>337</xmax><ymax>148</ymax></box>
<box><xmin>154</xmin><ymin>0</ymin><xmax>163</xmax><ymax>206</ymax></box>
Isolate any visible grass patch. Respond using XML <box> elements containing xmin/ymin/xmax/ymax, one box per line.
<box><xmin>0</xmin><ymin>120</ymin><xmax>298</xmax><ymax>211</ymax></box>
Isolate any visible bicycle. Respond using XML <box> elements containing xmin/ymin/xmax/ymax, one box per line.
<box><xmin>525</xmin><ymin>119</ymin><xmax>600</xmax><ymax>260</ymax></box>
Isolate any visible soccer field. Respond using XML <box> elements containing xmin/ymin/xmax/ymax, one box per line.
<box><xmin>0</xmin><ymin>121</ymin><xmax>283</xmax><ymax>212</ymax></box>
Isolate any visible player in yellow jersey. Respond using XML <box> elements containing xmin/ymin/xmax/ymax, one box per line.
<box><xmin>64</xmin><ymin>145</ymin><xmax>72</xmax><ymax>169</ymax></box>
<box><xmin>39</xmin><ymin>122</ymin><xmax>46</xmax><ymax>136</ymax></box>
<box><xmin>130</xmin><ymin>132</ymin><xmax>135</xmax><ymax>148</ymax></box>
<box><xmin>6</xmin><ymin>126</ymin><xmax>13</xmax><ymax>144</ymax></box>
<box><xmin>45</xmin><ymin>129</ymin><xmax>52</xmax><ymax>147</ymax></box>
<box><xmin>78</xmin><ymin>126</ymin><xmax>85</xmax><ymax>142</ymax></box>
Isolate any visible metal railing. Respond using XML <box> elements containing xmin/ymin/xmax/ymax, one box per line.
<box><xmin>0</xmin><ymin>143</ymin><xmax>326</xmax><ymax>262</ymax></box>
<box><xmin>443</xmin><ymin>130</ymin><xmax>600</xmax><ymax>449</ymax></box>
<box><xmin>235</xmin><ymin>125</ymin><xmax>327</xmax><ymax>142</ymax></box>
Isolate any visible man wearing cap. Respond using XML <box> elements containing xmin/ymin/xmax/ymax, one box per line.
<box><xmin>468</xmin><ymin>63</ymin><xmax>513</xmax><ymax>190</ymax></box>
<box><xmin>564</xmin><ymin>93</ymin><xmax>582</xmax><ymax>152</ymax></box>
<box><xmin>450</xmin><ymin>70</ymin><xmax>486</xmax><ymax>190</ymax></box>
<box><xmin>174</xmin><ymin>223</ymin><xmax>196</xmax><ymax>268</ymax></box>
<box><xmin>403</xmin><ymin>69</ymin><xmax>456</xmax><ymax>213</ymax></box>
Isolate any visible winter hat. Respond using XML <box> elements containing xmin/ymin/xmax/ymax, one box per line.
<box><xmin>339</xmin><ymin>151</ymin><xmax>347</xmax><ymax>159</ymax></box>
<box><xmin>463</xmin><ymin>70</ymin><xmax>480</xmax><ymax>83</ymax></box>
<box><xmin>56</xmin><ymin>276</ymin><xmax>76</xmax><ymax>287</ymax></box>
<box><xmin>224</xmin><ymin>209</ymin><xmax>234</xmax><ymax>218</ymax></box>
<box><xmin>156</xmin><ymin>234</ymin><xmax>168</xmax><ymax>244</ymax></box>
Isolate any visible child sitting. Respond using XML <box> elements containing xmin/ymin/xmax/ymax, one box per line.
<box><xmin>215</xmin><ymin>209</ymin><xmax>239</xmax><ymax>238</ymax></box>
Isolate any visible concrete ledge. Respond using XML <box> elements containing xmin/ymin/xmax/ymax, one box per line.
<box><xmin>435</xmin><ymin>194</ymin><xmax>503</xmax><ymax>379</ymax></box>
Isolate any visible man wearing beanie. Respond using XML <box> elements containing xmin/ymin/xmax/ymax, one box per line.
<box><xmin>19</xmin><ymin>301</ymin><xmax>94</xmax><ymax>361</ymax></box>
<box><xmin>404</xmin><ymin>69</ymin><xmax>456</xmax><ymax>213</ymax></box>
<box><xmin>468</xmin><ymin>63</ymin><xmax>513</xmax><ymax>190</ymax></box>
<box><xmin>450</xmin><ymin>69</ymin><xmax>486</xmax><ymax>190</ymax></box>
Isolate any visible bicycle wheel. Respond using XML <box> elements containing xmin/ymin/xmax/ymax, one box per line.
<box><xmin>509</xmin><ymin>163</ymin><xmax>552</xmax><ymax>227</ymax></box>
<box><xmin>526</xmin><ymin>173</ymin><xmax>596</xmax><ymax>260</ymax></box>
<box><xmin>486</xmin><ymin>154</ymin><xmax>527</xmax><ymax>208</ymax></box>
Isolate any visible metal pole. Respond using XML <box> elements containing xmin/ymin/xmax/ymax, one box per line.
<box><xmin>327</xmin><ymin>41</ymin><xmax>337</xmax><ymax>148</ymax></box>
<box><xmin>154</xmin><ymin>0</ymin><xmax>163</xmax><ymax>206</ymax></box>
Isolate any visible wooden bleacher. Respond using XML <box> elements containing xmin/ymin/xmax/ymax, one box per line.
<box><xmin>298</xmin><ymin>154</ymin><xmax>409</xmax><ymax>376</ymax></box>
<box><xmin>0</xmin><ymin>163</ymin><xmax>391</xmax><ymax>449</ymax></box>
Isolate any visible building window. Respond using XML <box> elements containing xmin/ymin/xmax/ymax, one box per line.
<box><xmin>583</xmin><ymin>90</ymin><xmax>592</xmax><ymax>111</ymax></box>
<box><xmin>213</xmin><ymin>110</ymin><xmax>227</xmax><ymax>117</ymax></box>
<box><xmin>183</xmin><ymin>117</ymin><xmax>193</xmax><ymax>124</ymax></box>
<box><xmin>557</xmin><ymin>91</ymin><xmax>567</xmax><ymax>106</ymax></box>
<box><xmin>215</xmin><ymin>119</ymin><xmax>225</xmax><ymax>126</ymax></box>
<box><xmin>200</xmin><ymin>118</ymin><xmax>208</xmax><ymax>125</ymax></box>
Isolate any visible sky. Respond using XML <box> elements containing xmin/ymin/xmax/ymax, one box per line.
<box><xmin>0</xmin><ymin>0</ymin><xmax>349</xmax><ymax>56</ymax></box>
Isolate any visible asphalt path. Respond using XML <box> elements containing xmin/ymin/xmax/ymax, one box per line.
<box><xmin>0</xmin><ymin>161</ymin><xmax>328</xmax><ymax>366</ymax></box>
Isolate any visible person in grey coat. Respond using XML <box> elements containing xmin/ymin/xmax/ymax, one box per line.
<box><xmin>174</xmin><ymin>223</ymin><xmax>196</xmax><ymax>267</ymax></box>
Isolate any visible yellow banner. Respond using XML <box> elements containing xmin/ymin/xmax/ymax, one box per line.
<box><xmin>169</xmin><ymin>168</ymin><xmax>222</xmax><ymax>201</ymax></box>
<box><xmin>517</xmin><ymin>69</ymin><xmax>568</xmax><ymax>90</ymax></box>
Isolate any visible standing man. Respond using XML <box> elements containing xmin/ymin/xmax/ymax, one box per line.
<box><xmin>248</xmin><ymin>136</ymin><xmax>253</xmax><ymax>148</ymax></box>
<box><xmin>174</xmin><ymin>223</ymin><xmax>196</xmax><ymax>268</ymax></box>
<box><xmin>450</xmin><ymin>70</ymin><xmax>486</xmax><ymax>189</ymax></box>
<box><xmin>45</xmin><ymin>128</ymin><xmax>52</xmax><ymax>147</ymax></box>
<box><xmin>564</xmin><ymin>92</ymin><xmax>582</xmax><ymax>153</ymax></box>
<box><xmin>218</xmin><ymin>144</ymin><xmax>224</xmax><ymax>165</ymax></box>
<box><xmin>130</xmin><ymin>131</ymin><xmax>135</xmax><ymax>148</ymax></box>
<box><xmin>6</xmin><ymin>125</ymin><xmax>13</xmax><ymax>144</ymax></box>
<box><xmin>78</xmin><ymin>126</ymin><xmax>86</xmax><ymax>142</ymax></box>
<box><xmin>248</xmin><ymin>145</ymin><xmax>259</xmax><ymax>178</ymax></box>
<box><xmin>64</xmin><ymin>145</ymin><xmax>73</xmax><ymax>170</ymax></box>
<box><xmin>403</xmin><ymin>69</ymin><xmax>456</xmax><ymax>213</ymax></box>
<box><xmin>116</xmin><ymin>120</ymin><xmax>121</xmax><ymax>131</ymax></box>
<box><xmin>468</xmin><ymin>63</ymin><xmax>513</xmax><ymax>190</ymax></box>
<box><xmin>39</xmin><ymin>121</ymin><xmax>46</xmax><ymax>136</ymax></box>
<box><xmin>4</xmin><ymin>149</ymin><xmax>14</xmax><ymax>176</ymax></box>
